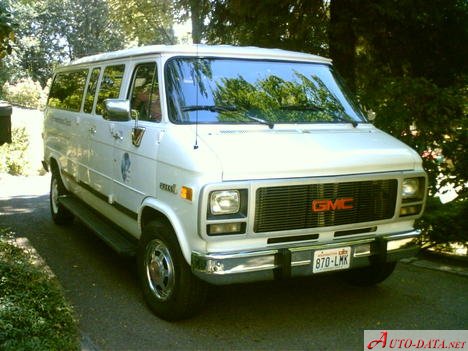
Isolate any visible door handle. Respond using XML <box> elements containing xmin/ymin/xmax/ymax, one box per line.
<box><xmin>89</xmin><ymin>127</ymin><xmax>96</xmax><ymax>134</ymax></box>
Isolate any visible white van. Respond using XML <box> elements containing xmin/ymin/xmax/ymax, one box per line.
<box><xmin>43</xmin><ymin>45</ymin><xmax>427</xmax><ymax>320</ymax></box>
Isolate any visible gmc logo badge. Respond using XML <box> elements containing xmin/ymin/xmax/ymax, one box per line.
<box><xmin>312</xmin><ymin>198</ymin><xmax>354</xmax><ymax>212</ymax></box>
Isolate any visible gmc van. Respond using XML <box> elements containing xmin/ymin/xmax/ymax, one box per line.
<box><xmin>43</xmin><ymin>45</ymin><xmax>427</xmax><ymax>320</ymax></box>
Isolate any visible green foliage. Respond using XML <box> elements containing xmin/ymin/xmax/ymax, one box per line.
<box><xmin>0</xmin><ymin>2</ymin><xmax>15</xmax><ymax>60</ymax></box>
<box><xmin>363</xmin><ymin>77</ymin><xmax>467</xmax><ymax>195</ymax></box>
<box><xmin>365</xmin><ymin>77</ymin><xmax>467</xmax><ymax>246</ymax></box>
<box><xmin>108</xmin><ymin>0</ymin><xmax>175</xmax><ymax>45</ymax></box>
<box><xmin>328</xmin><ymin>0</ymin><xmax>468</xmax><ymax>246</ymax></box>
<box><xmin>0</xmin><ymin>127</ymin><xmax>30</xmax><ymax>175</ymax></box>
<box><xmin>417</xmin><ymin>197</ymin><xmax>468</xmax><ymax>248</ymax></box>
<box><xmin>0</xmin><ymin>231</ymin><xmax>79</xmax><ymax>351</ymax></box>
<box><xmin>3</xmin><ymin>0</ymin><xmax>126</xmax><ymax>87</ymax></box>
<box><xmin>205</xmin><ymin>0</ymin><xmax>329</xmax><ymax>56</ymax></box>
<box><xmin>2</xmin><ymin>78</ymin><xmax>47</xmax><ymax>109</ymax></box>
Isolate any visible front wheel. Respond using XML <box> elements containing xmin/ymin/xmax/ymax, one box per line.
<box><xmin>343</xmin><ymin>261</ymin><xmax>397</xmax><ymax>286</ymax></box>
<box><xmin>50</xmin><ymin>170</ymin><xmax>74</xmax><ymax>225</ymax></box>
<box><xmin>138</xmin><ymin>221</ymin><xmax>207</xmax><ymax>321</ymax></box>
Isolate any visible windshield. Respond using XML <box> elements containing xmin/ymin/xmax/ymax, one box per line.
<box><xmin>165</xmin><ymin>57</ymin><xmax>366</xmax><ymax>125</ymax></box>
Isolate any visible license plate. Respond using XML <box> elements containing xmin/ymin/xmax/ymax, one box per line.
<box><xmin>313</xmin><ymin>247</ymin><xmax>351</xmax><ymax>273</ymax></box>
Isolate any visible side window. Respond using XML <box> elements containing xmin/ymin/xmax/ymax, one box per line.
<box><xmin>48</xmin><ymin>69</ymin><xmax>88</xmax><ymax>111</ymax></box>
<box><xmin>95</xmin><ymin>64</ymin><xmax>125</xmax><ymax>115</ymax></box>
<box><xmin>129</xmin><ymin>62</ymin><xmax>161</xmax><ymax>122</ymax></box>
<box><xmin>83</xmin><ymin>67</ymin><xmax>101</xmax><ymax>113</ymax></box>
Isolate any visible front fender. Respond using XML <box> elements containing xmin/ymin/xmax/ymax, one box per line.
<box><xmin>139</xmin><ymin>197</ymin><xmax>205</xmax><ymax>265</ymax></box>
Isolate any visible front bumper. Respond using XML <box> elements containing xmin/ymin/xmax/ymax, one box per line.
<box><xmin>191</xmin><ymin>230</ymin><xmax>420</xmax><ymax>285</ymax></box>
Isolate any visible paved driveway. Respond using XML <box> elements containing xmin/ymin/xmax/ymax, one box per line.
<box><xmin>1</xmin><ymin>175</ymin><xmax>467</xmax><ymax>350</ymax></box>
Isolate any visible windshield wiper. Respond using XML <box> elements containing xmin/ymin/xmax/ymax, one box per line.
<box><xmin>181</xmin><ymin>105</ymin><xmax>274</xmax><ymax>129</ymax></box>
<box><xmin>280</xmin><ymin>104</ymin><xmax>358</xmax><ymax>128</ymax></box>
<box><xmin>331</xmin><ymin>112</ymin><xmax>359</xmax><ymax>128</ymax></box>
<box><xmin>244</xmin><ymin>113</ymin><xmax>274</xmax><ymax>129</ymax></box>
<box><xmin>181</xmin><ymin>105</ymin><xmax>237</xmax><ymax>113</ymax></box>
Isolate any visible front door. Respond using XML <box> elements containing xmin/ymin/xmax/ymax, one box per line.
<box><xmin>111</xmin><ymin>60</ymin><xmax>162</xmax><ymax>230</ymax></box>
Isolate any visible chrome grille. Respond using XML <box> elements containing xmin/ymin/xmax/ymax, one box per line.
<box><xmin>254</xmin><ymin>180</ymin><xmax>397</xmax><ymax>233</ymax></box>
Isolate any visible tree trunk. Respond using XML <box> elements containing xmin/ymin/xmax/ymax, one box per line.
<box><xmin>190</xmin><ymin>0</ymin><xmax>203</xmax><ymax>44</ymax></box>
<box><xmin>328</xmin><ymin>0</ymin><xmax>357</xmax><ymax>92</ymax></box>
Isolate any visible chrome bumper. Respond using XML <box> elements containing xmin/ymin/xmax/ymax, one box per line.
<box><xmin>191</xmin><ymin>230</ymin><xmax>420</xmax><ymax>285</ymax></box>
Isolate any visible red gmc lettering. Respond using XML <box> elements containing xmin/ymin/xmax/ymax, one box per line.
<box><xmin>312</xmin><ymin>198</ymin><xmax>354</xmax><ymax>212</ymax></box>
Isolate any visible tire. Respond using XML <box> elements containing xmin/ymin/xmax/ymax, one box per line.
<box><xmin>343</xmin><ymin>261</ymin><xmax>397</xmax><ymax>287</ymax></box>
<box><xmin>50</xmin><ymin>169</ymin><xmax>74</xmax><ymax>225</ymax></box>
<box><xmin>138</xmin><ymin>221</ymin><xmax>207</xmax><ymax>321</ymax></box>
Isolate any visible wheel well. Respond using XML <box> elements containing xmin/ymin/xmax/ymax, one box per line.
<box><xmin>140</xmin><ymin>206</ymin><xmax>172</xmax><ymax>232</ymax></box>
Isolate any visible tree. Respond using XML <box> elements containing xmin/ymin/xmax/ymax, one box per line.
<box><xmin>328</xmin><ymin>0</ymin><xmax>467</xmax><ymax>246</ymax></box>
<box><xmin>3</xmin><ymin>0</ymin><xmax>127</xmax><ymax>86</ymax></box>
<box><xmin>51</xmin><ymin>0</ymin><xmax>126</xmax><ymax>59</ymax></box>
<box><xmin>205</xmin><ymin>0</ymin><xmax>328</xmax><ymax>56</ymax></box>
<box><xmin>173</xmin><ymin>0</ymin><xmax>211</xmax><ymax>44</ymax></box>
<box><xmin>108</xmin><ymin>0</ymin><xmax>175</xmax><ymax>45</ymax></box>
<box><xmin>0</xmin><ymin>1</ymin><xmax>15</xmax><ymax>60</ymax></box>
<box><xmin>328</xmin><ymin>0</ymin><xmax>357</xmax><ymax>92</ymax></box>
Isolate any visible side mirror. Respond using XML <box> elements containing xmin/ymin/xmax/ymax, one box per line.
<box><xmin>103</xmin><ymin>99</ymin><xmax>131</xmax><ymax>121</ymax></box>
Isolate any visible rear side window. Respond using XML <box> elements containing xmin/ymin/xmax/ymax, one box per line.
<box><xmin>48</xmin><ymin>69</ymin><xmax>88</xmax><ymax>111</ymax></box>
<box><xmin>83</xmin><ymin>67</ymin><xmax>101</xmax><ymax>113</ymax></box>
<box><xmin>95</xmin><ymin>64</ymin><xmax>125</xmax><ymax>115</ymax></box>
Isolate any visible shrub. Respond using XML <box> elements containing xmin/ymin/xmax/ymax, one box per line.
<box><xmin>417</xmin><ymin>197</ymin><xmax>468</xmax><ymax>249</ymax></box>
<box><xmin>360</xmin><ymin>76</ymin><xmax>467</xmax><ymax>247</ymax></box>
<box><xmin>0</xmin><ymin>127</ymin><xmax>30</xmax><ymax>175</ymax></box>
<box><xmin>0</xmin><ymin>231</ymin><xmax>79</xmax><ymax>351</ymax></box>
<box><xmin>2</xmin><ymin>78</ymin><xmax>47</xmax><ymax>110</ymax></box>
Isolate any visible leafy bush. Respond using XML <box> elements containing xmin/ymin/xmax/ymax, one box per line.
<box><xmin>2</xmin><ymin>78</ymin><xmax>47</xmax><ymax>110</ymax></box>
<box><xmin>417</xmin><ymin>197</ymin><xmax>468</xmax><ymax>248</ymax></box>
<box><xmin>360</xmin><ymin>76</ymin><xmax>467</xmax><ymax>247</ymax></box>
<box><xmin>0</xmin><ymin>127</ymin><xmax>30</xmax><ymax>175</ymax></box>
<box><xmin>0</xmin><ymin>231</ymin><xmax>79</xmax><ymax>351</ymax></box>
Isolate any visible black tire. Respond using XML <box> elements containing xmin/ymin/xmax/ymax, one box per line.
<box><xmin>343</xmin><ymin>261</ymin><xmax>397</xmax><ymax>286</ymax></box>
<box><xmin>138</xmin><ymin>221</ymin><xmax>207</xmax><ymax>321</ymax></box>
<box><xmin>50</xmin><ymin>169</ymin><xmax>74</xmax><ymax>225</ymax></box>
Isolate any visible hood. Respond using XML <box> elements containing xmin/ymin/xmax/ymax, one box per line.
<box><xmin>199</xmin><ymin>125</ymin><xmax>421</xmax><ymax>181</ymax></box>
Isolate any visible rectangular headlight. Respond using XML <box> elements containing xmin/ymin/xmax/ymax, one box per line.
<box><xmin>402</xmin><ymin>177</ymin><xmax>425</xmax><ymax>201</ymax></box>
<box><xmin>210</xmin><ymin>190</ymin><xmax>240</xmax><ymax>215</ymax></box>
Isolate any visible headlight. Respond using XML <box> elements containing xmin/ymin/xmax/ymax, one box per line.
<box><xmin>210</xmin><ymin>190</ymin><xmax>240</xmax><ymax>215</ymax></box>
<box><xmin>401</xmin><ymin>177</ymin><xmax>425</xmax><ymax>201</ymax></box>
<box><xmin>402</xmin><ymin>178</ymin><xmax>420</xmax><ymax>198</ymax></box>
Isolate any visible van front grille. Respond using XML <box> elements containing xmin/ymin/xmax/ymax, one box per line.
<box><xmin>254</xmin><ymin>180</ymin><xmax>397</xmax><ymax>233</ymax></box>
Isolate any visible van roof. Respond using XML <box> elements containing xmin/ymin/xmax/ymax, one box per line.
<box><xmin>67</xmin><ymin>44</ymin><xmax>332</xmax><ymax>67</ymax></box>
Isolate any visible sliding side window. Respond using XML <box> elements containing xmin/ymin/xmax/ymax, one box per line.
<box><xmin>83</xmin><ymin>67</ymin><xmax>101</xmax><ymax>114</ymax></box>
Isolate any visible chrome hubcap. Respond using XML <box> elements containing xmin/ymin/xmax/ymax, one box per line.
<box><xmin>145</xmin><ymin>239</ymin><xmax>175</xmax><ymax>301</ymax></box>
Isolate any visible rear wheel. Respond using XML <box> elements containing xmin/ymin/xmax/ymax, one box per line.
<box><xmin>138</xmin><ymin>221</ymin><xmax>207</xmax><ymax>321</ymax></box>
<box><xmin>343</xmin><ymin>261</ymin><xmax>397</xmax><ymax>286</ymax></box>
<box><xmin>50</xmin><ymin>169</ymin><xmax>74</xmax><ymax>225</ymax></box>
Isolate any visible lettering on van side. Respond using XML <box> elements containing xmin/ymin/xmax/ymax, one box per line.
<box><xmin>160</xmin><ymin>183</ymin><xmax>177</xmax><ymax>194</ymax></box>
<box><xmin>52</xmin><ymin>117</ymin><xmax>72</xmax><ymax>126</ymax></box>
